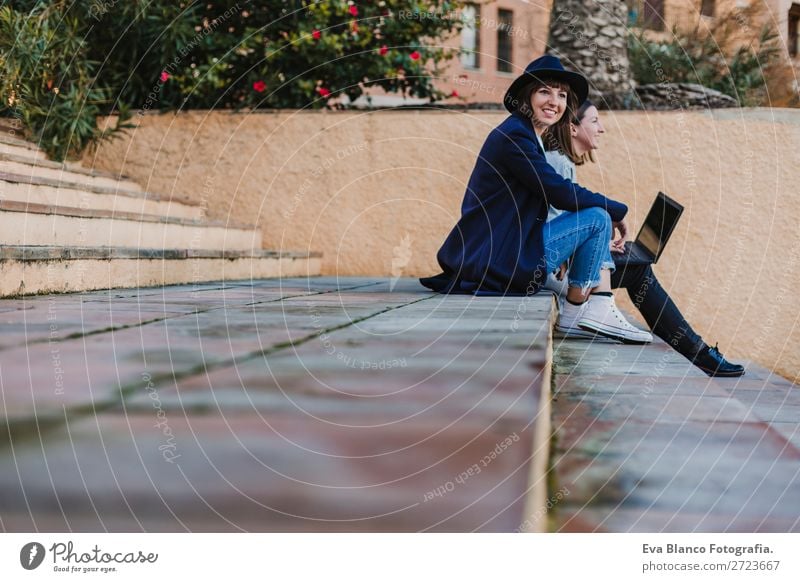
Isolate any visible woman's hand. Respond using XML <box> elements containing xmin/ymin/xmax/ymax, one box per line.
<box><xmin>611</xmin><ymin>216</ymin><xmax>629</xmax><ymax>253</ymax></box>
<box><xmin>612</xmin><ymin>216</ymin><xmax>629</xmax><ymax>239</ymax></box>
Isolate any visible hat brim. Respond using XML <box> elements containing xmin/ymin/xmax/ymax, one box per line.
<box><xmin>503</xmin><ymin>68</ymin><xmax>589</xmax><ymax>113</ymax></box>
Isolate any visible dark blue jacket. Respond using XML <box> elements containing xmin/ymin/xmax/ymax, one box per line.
<box><xmin>420</xmin><ymin>110</ymin><xmax>628</xmax><ymax>296</ymax></box>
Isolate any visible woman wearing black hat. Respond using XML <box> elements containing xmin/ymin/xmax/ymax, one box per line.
<box><xmin>420</xmin><ymin>55</ymin><xmax>650</xmax><ymax>344</ymax></box>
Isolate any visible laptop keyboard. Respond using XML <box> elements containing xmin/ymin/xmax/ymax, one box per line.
<box><xmin>624</xmin><ymin>243</ymin><xmax>652</xmax><ymax>263</ymax></box>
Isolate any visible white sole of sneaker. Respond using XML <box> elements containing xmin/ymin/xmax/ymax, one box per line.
<box><xmin>554</xmin><ymin>325</ymin><xmax>597</xmax><ymax>340</ymax></box>
<box><xmin>577</xmin><ymin>319</ymin><xmax>653</xmax><ymax>344</ymax></box>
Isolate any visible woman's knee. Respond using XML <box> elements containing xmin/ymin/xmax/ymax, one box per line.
<box><xmin>576</xmin><ymin>206</ymin><xmax>612</xmax><ymax>234</ymax></box>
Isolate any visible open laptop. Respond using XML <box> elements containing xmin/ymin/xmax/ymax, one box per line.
<box><xmin>618</xmin><ymin>192</ymin><xmax>684</xmax><ymax>265</ymax></box>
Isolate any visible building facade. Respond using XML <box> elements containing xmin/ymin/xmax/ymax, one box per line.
<box><xmin>437</xmin><ymin>0</ymin><xmax>551</xmax><ymax>104</ymax></box>
<box><xmin>355</xmin><ymin>1</ymin><xmax>549</xmax><ymax>106</ymax></box>
<box><xmin>434</xmin><ymin>0</ymin><xmax>798</xmax><ymax>105</ymax></box>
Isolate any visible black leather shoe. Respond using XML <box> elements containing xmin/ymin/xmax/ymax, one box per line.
<box><xmin>691</xmin><ymin>343</ymin><xmax>745</xmax><ymax>377</ymax></box>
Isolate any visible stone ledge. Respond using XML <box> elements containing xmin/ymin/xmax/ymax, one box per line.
<box><xmin>0</xmin><ymin>151</ymin><xmax>134</xmax><ymax>182</ymax></box>
<box><xmin>0</xmin><ymin>252</ymin><xmax>322</xmax><ymax>297</ymax></box>
<box><xmin>549</xmin><ymin>326</ymin><xmax>800</xmax><ymax>532</ymax></box>
<box><xmin>0</xmin><ymin>199</ymin><xmax>256</xmax><ymax>231</ymax></box>
<box><xmin>0</xmin><ymin>132</ymin><xmax>41</xmax><ymax>151</ymax></box>
<box><xmin>0</xmin><ymin>169</ymin><xmax>197</xmax><ymax>208</ymax></box>
<box><xmin>0</xmin><ymin>245</ymin><xmax>322</xmax><ymax>261</ymax></box>
<box><xmin>0</xmin><ymin>277</ymin><xmax>555</xmax><ymax>531</ymax></box>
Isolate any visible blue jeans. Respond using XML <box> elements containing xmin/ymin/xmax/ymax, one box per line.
<box><xmin>544</xmin><ymin>208</ymin><xmax>705</xmax><ymax>357</ymax></box>
<box><xmin>543</xmin><ymin>207</ymin><xmax>615</xmax><ymax>291</ymax></box>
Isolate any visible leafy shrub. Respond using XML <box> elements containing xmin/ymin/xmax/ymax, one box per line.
<box><xmin>0</xmin><ymin>3</ymin><xmax>132</xmax><ymax>160</ymax></box>
<box><xmin>628</xmin><ymin>5</ymin><xmax>791</xmax><ymax>106</ymax></box>
<box><xmin>1</xmin><ymin>1</ymin><xmax>463</xmax><ymax>160</ymax></box>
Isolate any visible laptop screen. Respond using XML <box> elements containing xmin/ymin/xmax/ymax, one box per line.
<box><xmin>636</xmin><ymin>193</ymin><xmax>684</xmax><ymax>261</ymax></box>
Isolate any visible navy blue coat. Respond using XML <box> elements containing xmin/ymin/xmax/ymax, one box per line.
<box><xmin>420</xmin><ymin>110</ymin><xmax>628</xmax><ymax>296</ymax></box>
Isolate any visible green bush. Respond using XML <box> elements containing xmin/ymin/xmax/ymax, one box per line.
<box><xmin>628</xmin><ymin>6</ymin><xmax>784</xmax><ymax>106</ymax></box>
<box><xmin>0</xmin><ymin>3</ymin><xmax>132</xmax><ymax>161</ymax></box>
<box><xmin>1</xmin><ymin>1</ymin><xmax>463</xmax><ymax>160</ymax></box>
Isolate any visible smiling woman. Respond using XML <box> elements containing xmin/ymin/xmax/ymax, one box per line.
<box><xmin>528</xmin><ymin>84</ymin><xmax>569</xmax><ymax>127</ymax></box>
<box><xmin>419</xmin><ymin>55</ymin><xmax>652</xmax><ymax>344</ymax></box>
<box><xmin>420</xmin><ymin>55</ymin><xmax>653</xmax><ymax>343</ymax></box>
<box><xmin>541</xmin><ymin>100</ymin><xmax>745</xmax><ymax>377</ymax></box>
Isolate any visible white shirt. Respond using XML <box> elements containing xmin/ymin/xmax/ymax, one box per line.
<box><xmin>543</xmin><ymin>149</ymin><xmax>576</xmax><ymax>222</ymax></box>
<box><xmin>535</xmin><ymin>132</ymin><xmax>545</xmax><ymax>152</ymax></box>
<box><xmin>541</xmin><ymin>148</ymin><xmax>576</xmax><ymax>298</ymax></box>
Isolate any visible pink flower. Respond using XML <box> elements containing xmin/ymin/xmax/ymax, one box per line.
<box><xmin>253</xmin><ymin>80</ymin><xmax>267</xmax><ymax>93</ymax></box>
<box><xmin>159</xmin><ymin>71</ymin><xmax>170</xmax><ymax>82</ymax></box>
<box><xmin>409</xmin><ymin>51</ymin><xmax>421</xmax><ymax>61</ymax></box>
<box><xmin>317</xmin><ymin>87</ymin><xmax>331</xmax><ymax>98</ymax></box>
<box><xmin>312</xmin><ymin>29</ymin><xmax>321</xmax><ymax>40</ymax></box>
<box><xmin>349</xmin><ymin>5</ymin><xmax>358</xmax><ymax>16</ymax></box>
<box><xmin>379</xmin><ymin>45</ymin><xmax>388</xmax><ymax>56</ymax></box>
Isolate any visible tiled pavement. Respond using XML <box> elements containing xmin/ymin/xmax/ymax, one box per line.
<box><xmin>0</xmin><ymin>277</ymin><xmax>554</xmax><ymax>532</ymax></box>
<box><xmin>550</xmin><ymin>334</ymin><xmax>800</xmax><ymax>532</ymax></box>
<box><xmin>2</xmin><ymin>277</ymin><xmax>798</xmax><ymax>532</ymax></box>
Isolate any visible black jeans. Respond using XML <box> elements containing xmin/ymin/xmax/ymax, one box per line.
<box><xmin>610</xmin><ymin>261</ymin><xmax>705</xmax><ymax>357</ymax></box>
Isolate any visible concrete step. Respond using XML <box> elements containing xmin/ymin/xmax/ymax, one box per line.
<box><xmin>0</xmin><ymin>132</ymin><xmax>141</xmax><ymax>191</ymax></box>
<box><xmin>0</xmin><ymin>200</ymin><xmax>260</xmax><ymax>250</ymax></box>
<box><xmin>0</xmin><ymin>245</ymin><xmax>322</xmax><ymax>296</ymax></box>
<box><xmin>0</xmin><ymin>170</ymin><xmax>201</xmax><ymax>220</ymax></box>
<box><xmin>0</xmin><ymin>151</ymin><xmax>144</xmax><ymax>192</ymax></box>
<box><xmin>0</xmin><ymin>133</ymin><xmax>47</xmax><ymax>161</ymax></box>
<box><xmin>0</xmin><ymin>279</ymin><xmax>554</xmax><ymax>531</ymax></box>
<box><xmin>549</xmin><ymin>316</ymin><xmax>800</xmax><ymax>533</ymax></box>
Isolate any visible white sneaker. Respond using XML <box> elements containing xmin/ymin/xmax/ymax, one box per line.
<box><xmin>555</xmin><ymin>299</ymin><xmax>597</xmax><ymax>339</ymax></box>
<box><xmin>577</xmin><ymin>294</ymin><xmax>653</xmax><ymax>344</ymax></box>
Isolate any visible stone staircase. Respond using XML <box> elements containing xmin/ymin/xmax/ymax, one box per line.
<box><xmin>0</xmin><ymin>133</ymin><xmax>321</xmax><ymax>296</ymax></box>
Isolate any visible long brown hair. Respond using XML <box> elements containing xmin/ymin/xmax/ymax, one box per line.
<box><xmin>544</xmin><ymin>99</ymin><xmax>596</xmax><ymax>166</ymax></box>
<box><xmin>513</xmin><ymin>77</ymin><xmax>578</xmax><ymax>159</ymax></box>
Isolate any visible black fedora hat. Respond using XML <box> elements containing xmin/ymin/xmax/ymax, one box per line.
<box><xmin>503</xmin><ymin>55</ymin><xmax>589</xmax><ymax>113</ymax></box>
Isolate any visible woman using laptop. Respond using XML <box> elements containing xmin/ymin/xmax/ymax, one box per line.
<box><xmin>543</xmin><ymin>100</ymin><xmax>744</xmax><ymax>377</ymax></box>
<box><xmin>420</xmin><ymin>56</ymin><xmax>648</xmax><ymax>344</ymax></box>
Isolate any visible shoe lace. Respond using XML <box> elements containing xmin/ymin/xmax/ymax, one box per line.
<box><xmin>708</xmin><ymin>342</ymin><xmax>725</xmax><ymax>362</ymax></box>
<box><xmin>610</xmin><ymin>303</ymin><xmax>638</xmax><ymax>330</ymax></box>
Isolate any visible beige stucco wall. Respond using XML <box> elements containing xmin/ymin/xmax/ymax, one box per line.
<box><xmin>84</xmin><ymin>108</ymin><xmax>800</xmax><ymax>381</ymax></box>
